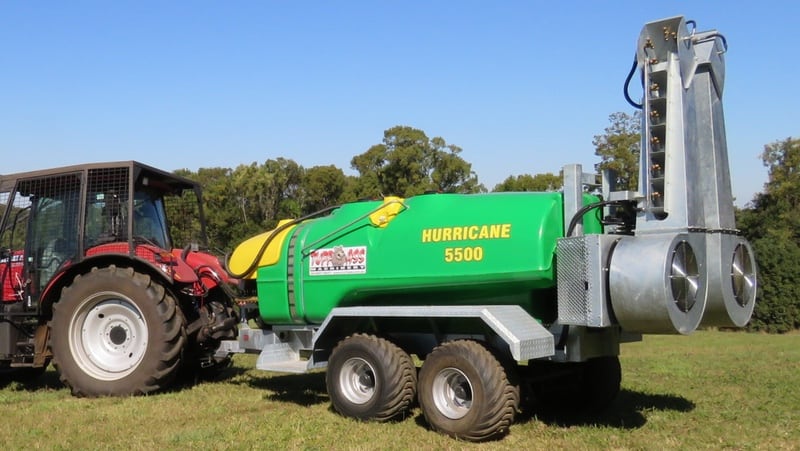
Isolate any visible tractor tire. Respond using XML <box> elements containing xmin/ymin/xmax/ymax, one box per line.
<box><xmin>417</xmin><ymin>340</ymin><xmax>519</xmax><ymax>442</ymax></box>
<box><xmin>49</xmin><ymin>266</ymin><xmax>186</xmax><ymax>397</ymax></box>
<box><xmin>326</xmin><ymin>334</ymin><xmax>416</xmax><ymax>421</ymax></box>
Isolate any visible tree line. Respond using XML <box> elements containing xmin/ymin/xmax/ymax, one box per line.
<box><xmin>173</xmin><ymin>118</ymin><xmax>799</xmax><ymax>333</ymax></box>
<box><xmin>174</xmin><ymin>124</ymin><xmax>563</xmax><ymax>250</ymax></box>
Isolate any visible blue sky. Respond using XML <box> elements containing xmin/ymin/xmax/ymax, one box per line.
<box><xmin>1</xmin><ymin>2</ymin><xmax>797</xmax><ymax>207</ymax></box>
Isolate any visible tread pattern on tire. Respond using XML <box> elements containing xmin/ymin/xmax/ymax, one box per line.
<box><xmin>49</xmin><ymin>265</ymin><xmax>186</xmax><ymax>397</ymax></box>
<box><xmin>418</xmin><ymin>340</ymin><xmax>519</xmax><ymax>442</ymax></box>
<box><xmin>327</xmin><ymin>333</ymin><xmax>417</xmax><ymax>421</ymax></box>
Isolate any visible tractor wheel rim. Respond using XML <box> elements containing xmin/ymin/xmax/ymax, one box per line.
<box><xmin>432</xmin><ymin>367</ymin><xmax>473</xmax><ymax>419</ymax></box>
<box><xmin>339</xmin><ymin>357</ymin><xmax>376</xmax><ymax>404</ymax></box>
<box><xmin>69</xmin><ymin>292</ymin><xmax>148</xmax><ymax>381</ymax></box>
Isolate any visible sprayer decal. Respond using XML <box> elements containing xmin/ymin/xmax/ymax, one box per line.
<box><xmin>309</xmin><ymin>245</ymin><xmax>367</xmax><ymax>276</ymax></box>
<box><xmin>421</xmin><ymin>223</ymin><xmax>511</xmax><ymax>243</ymax></box>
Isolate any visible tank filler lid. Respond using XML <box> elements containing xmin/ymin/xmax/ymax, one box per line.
<box><xmin>368</xmin><ymin>196</ymin><xmax>406</xmax><ymax>228</ymax></box>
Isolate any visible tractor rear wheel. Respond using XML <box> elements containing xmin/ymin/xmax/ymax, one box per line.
<box><xmin>418</xmin><ymin>340</ymin><xmax>519</xmax><ymax>442</ymax></box>
<box><xmin>326</xmin><ymin>334</ymin><xmax>416</xmax><ymax>421</ymax></box>
<box><xmin>50</xmin><ymin>266</ymin><xmax>186</xmax><ymax>397</ymax></box>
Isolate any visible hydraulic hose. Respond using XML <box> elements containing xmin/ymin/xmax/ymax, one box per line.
<box><xmin>566</xmin><ymin>200</ymin><xmax>631</xmax><ymax>237</ymax></box>
<box><xmin>623</xmin><ymin>55</ymin><xmax>642</xmax><ymax>110</ymax></box>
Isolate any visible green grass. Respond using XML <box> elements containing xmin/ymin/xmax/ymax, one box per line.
<box><xmin>1</xmin><ymin>330</ymin><xmax>798</xmax><ymax>450</ymax></box>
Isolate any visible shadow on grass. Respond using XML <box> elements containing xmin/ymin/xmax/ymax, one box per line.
<box><xmin>0</xmin><ymin>362</ymin><xmax>251</xmax><ymax>396</ymax></box>
<box><xmin>243</xmin><ymin>371</ymin><xmax>414</xmax><ymax>424</ymax></box>
<box><xmin>3</xmin><ymin>364</ymin><xmax>693</xmax><ymax>434</ymax></box>
<box><xmin>0</xmin><ymin>368</ymin><xmax>64</xmax><ymax>391</ymax></box>
<box><xmin>233</xmin><ymin>373</ymin><xmax>694</xmax><ymax>432</ymax></box>
<box><xmin>166</xmin><ymin>361</ymin><xmax>252</xmax><ymax>393</ymax></box>
<box><xmin>241</xmin><ymin>371</ymin><xmax>329</xmax><ymax>405</ymax></box>
<box><xmin>518</xmin><ymin>388</ymin><xmax>695</xmax><ymax>429</ymax></box>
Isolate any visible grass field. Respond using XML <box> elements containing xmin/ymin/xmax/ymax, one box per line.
<box><xmin>1</xmin><ymin>330</ymin><xmax>798</xmax><ymax>450</ymax></box>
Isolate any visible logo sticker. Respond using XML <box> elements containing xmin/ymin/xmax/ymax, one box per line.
<box><xmin>309</xmin><ymin>245</ymin><xmax>367</xmax><ymax>276</ymax></box>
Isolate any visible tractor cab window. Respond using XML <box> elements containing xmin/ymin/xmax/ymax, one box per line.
<box><xmin>133</xmin><ymin>190</ymin><xmax>169</xmax><ymax>249</ymax></box>
<box><xmin>85</xmin><ymin>191</ymin><xmax>126</xmax><ymax>247</ymax></box>
<box><xmin>0</xmin><ymin>190</ymin><xmax>28</xmax><ymax>302</ymax></box>
<box><xmin>0</xmin><ymin>190</ymin><xmax>29</xmax><ymax>252</ymax></box>
<box><xmin>84</xmin><ymin>188</ymin><xmax>170</xmax><ymax>251</ymax></box>
<box><xmin>18</xmin><ymin>175</ymin><xmax>81</xmax><ymax>295</ymax></box>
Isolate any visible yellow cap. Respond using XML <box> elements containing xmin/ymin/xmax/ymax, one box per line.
<box><xmin>369</xmin><ymin>197</ymin><xmax>406</xmax><ymax>228</ymax></box>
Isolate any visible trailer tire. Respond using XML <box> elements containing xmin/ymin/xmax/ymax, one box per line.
<box><xmin>418</xmin><ymin>340</ymin><xmax>519</xmax><ymax>442</ymax></box>
<box><xmin>50</xmin><ymin>266</ymin><xmax>186</xmax><ymax>397</ymax></box>
<box><xmin>326</xmin><ymin>334</ymin><xmax>416</xmax><ymax>421</ymax></box>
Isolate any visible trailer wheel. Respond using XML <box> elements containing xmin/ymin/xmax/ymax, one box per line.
<box><xmin>326</xmin><ymin>334</ymin><xmax>416</xmax><ymax>421</ymax></box>
<box><xmin>50</xmin><ymin>266</ymin><xmax>186</xmax><ymax>397</ymax></box>
<box><xmin>418</xmin><ymin>340</ymin><xmax>519</xmax><ymax>442</ymax></box>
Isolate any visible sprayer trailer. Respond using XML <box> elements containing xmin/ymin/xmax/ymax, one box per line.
<box><xmin>219</xmin><ymin>16</ymin><xmax>757</xmax><ymax>441</ymax></box>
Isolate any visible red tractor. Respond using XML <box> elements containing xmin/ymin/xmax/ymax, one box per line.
<box><xmin>0</xmin><ymin>161</ymin><xmax>237</xmax><ymax>396</ymax></box>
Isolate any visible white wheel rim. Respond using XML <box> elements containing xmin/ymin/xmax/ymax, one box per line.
<box><xmin>68</xmin><ymin>292</ymin><xmax>148</xmax><ymax>381</ymax></box>
<box><xmin>432</xmin><ymin>367</ymin><xmax>473</xmax><ymax>419</ymax></box>
<box><xmin>338</xmin><ymin>357</ymin><xmax>376</xmax><ymax>404</ymax></box>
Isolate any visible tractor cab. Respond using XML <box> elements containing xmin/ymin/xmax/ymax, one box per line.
<box><xmin>0</xmin><ymin>161</ymin><xmax>207</xmax><ymax>307</ymax></box>
<box><xmin>1</xmin><ymin>161</ymin><xmax>234</xmax><ymax>379</ymax></box>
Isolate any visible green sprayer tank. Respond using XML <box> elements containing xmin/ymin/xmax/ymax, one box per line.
<box><xmin>229</xmin><ymin>192</ymin><xmax>602</xmax><ymax>325</ymax></box>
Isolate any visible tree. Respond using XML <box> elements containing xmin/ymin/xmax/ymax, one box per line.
<box><xmin>230</xmin><ymin>158</ymin><xmax>303</xmax><ymax>230</ymax></box>
<box><xmin>745</xmin><ymin>229</ymin><xmax>800</xmax><ymax>332</ymax></box>
<box><xmin>737</xmin><ymin>137</ymin><xmax>800</xmax><ymax>332</ymax></box>
<box><xmin>492</xmin><ymin>173</ymin><xmax>562</xmax><ymax>192</ymax></box>
<box><xmin>302</xmin><ymin>165</ymin><xmax>348</xmax><ymax>215</ymax></box>
<box><xmin>175</xmin><ymin>159</ymin><xmax>306</xmax><ymax>251</ymax></box>
<box><xmin>350</xmin><ymin>126</ymin><xmax>483</xmax><ymax>198</ymax></box>
<box><xmin>593</xmin><ymin>111</ymin><xmax>641</xmax><ymax>191</ymax></box>
<box><xmin>428</xmin><ymin>137</ymin><xmax>484</xmax><ymax>194</ymax></box>
<box><xmin>262</xmin><ymin>158</ymin><xmax>304</xmax><ymax>221</ymax></box>
<box><xmin>349</xmin><ymin>144</ymin><xmax>385</xmax><ymax>199</ymax></box>
<box><xmin>759</xmin><ymin>138</ymin><xmax>800</xmax><ymax>237</ymax></box>
<box><xmin>173</xmin><ymin>167</ymin><xmax>249</xmax><ymax>252</ymax></box>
